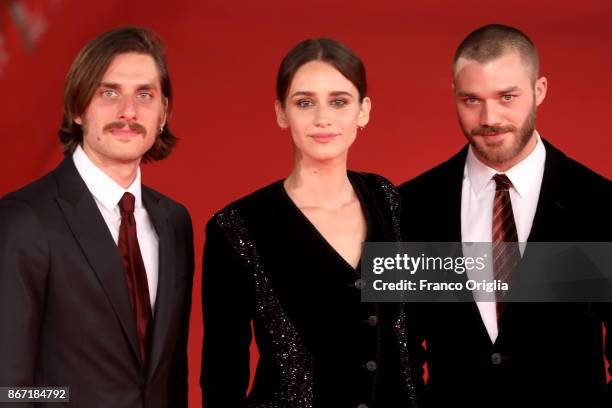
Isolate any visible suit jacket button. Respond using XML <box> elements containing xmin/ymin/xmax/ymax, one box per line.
<box><xmin>491</xmin><ymin>352</ymin><xmax>503</xmax><ymax>365</ymax></box>
<box><xmin>354</xmin><ymin>278</ymin><xmax>366</xmax><ymax>290</ymax></box>
<box><xmin>366</xmin><ymin>360</ymin><xmax>378</xmax><ymax>371</ymax></box>
<box><xmin>367</xmin><ymin>315</ymin><xmax>379</xmax><ymax>326</ymax></box>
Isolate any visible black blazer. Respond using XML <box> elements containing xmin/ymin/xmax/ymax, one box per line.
<box><xmin>399</xmin><ymin>140</ymin><xmax>612</xmax><ymax>408</ymax></box>
<box><xmin>201</xmin><ymin>172</ymin><xmax>418</xmax><ymax>407</ymax></box>
<box><xmin>0</xmin><ymin>157</ymin><xmax>194</xmax><ymax>408</ymax></box>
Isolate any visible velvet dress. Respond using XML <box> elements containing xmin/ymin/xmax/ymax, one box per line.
<box><xmin>201</xmin><ymin>171</ymin><xmax>418</xmax><ymax>408</ymax></box>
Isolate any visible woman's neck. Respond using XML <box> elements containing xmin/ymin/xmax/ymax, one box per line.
<box><xmin>284</xmin><ymin>154</ymin><xmax>355</xmax><ymax>210</ymax></box>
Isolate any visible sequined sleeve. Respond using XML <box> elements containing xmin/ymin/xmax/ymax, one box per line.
<box><xmin>203</xmin><ymin>206</ymin><xmax>314</xmax><ymax>407</ymax></box>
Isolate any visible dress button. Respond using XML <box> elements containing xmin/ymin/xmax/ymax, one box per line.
<box><xmin>367</xmin><ymin>315</ymin><xmax>379</xmax><ymax>326</ymax></box>
<box><xmin>357</xmin><ymin>404</ymin><xmax>368</xmax><ymax>408</ymax></box>
<box><xmin>366</xmin><ymin>360</ymin><xmax>378</xmax><ymax>371</ymax></box>
<box><xmin>354</xmin><ymin>278</ymin><xmax>366</xmax><ymax>289</ymax></box>
<box><xmin>491</xmin><ymin>352</ymin><xmax>503</xmax><ymax>365</ymax></box>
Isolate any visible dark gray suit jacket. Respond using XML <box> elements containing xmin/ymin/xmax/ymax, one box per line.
<box><xmin>0</xmin><ymin>157</ymin><xmax>194</xmax><ymax>407</ymax></box>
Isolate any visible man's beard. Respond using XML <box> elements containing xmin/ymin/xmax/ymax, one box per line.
<box><xmin>462</xmin><ymin>102</ymin><xmax>536</xmax><ymax>165</ymax></box>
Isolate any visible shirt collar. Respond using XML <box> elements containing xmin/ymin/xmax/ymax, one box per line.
<box><xmin>72</xmin><ymin>144</ymin><xmax>142</xmax><ymax>211</ymax></box>
<box><xmin>465</xmin><ymin>132</ymin><xmax>546</xmax><ymax>198</ymax></box>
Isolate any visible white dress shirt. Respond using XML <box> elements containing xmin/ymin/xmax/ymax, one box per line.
<box><xmin>73</xmin><ymin>145</ymin><xmax>159</xmax><ymax>311</ymax></box>
<box><xmin>461</xmin><ymin>133</ymin><xmax>546</xmax><ymax>342</ymax></box>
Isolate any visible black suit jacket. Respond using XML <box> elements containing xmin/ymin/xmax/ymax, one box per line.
<box><xmin>399</xmin><ymin>140</ymin><xmax>612</xmax><ymax>408</ymax></box>
<box><xmin>0</xmin><ymin>157</ymin><xmax>194</xmax><ymax>407</ymax></box>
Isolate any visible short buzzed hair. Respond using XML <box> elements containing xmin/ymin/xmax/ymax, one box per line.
<box><xmin>453</xmin><ymin>24</ymin><xmax>539</xmax><ymax>82</ymax></box>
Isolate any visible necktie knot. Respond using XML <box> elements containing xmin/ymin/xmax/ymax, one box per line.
<box><xmin>119</xmin><ymin>192</ymin><xmax>135</xmax><ymax>214</ymax></box>
<box><xmin>493</xmin><ymin>174</ymin><xmax>513</xmax><ymax>192</ymax></box>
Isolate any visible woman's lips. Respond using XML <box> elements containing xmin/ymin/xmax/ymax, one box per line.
<box><xmin>310</xmin><ymin>132</ymin><xmax>338</xmax><ymax>143</ymax></box>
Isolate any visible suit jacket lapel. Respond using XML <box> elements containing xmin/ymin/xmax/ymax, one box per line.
<box><xmin>441</xmin><ymin>147</ymin><xmax>466</xmax><ymax>243</ymax></box>
<box><xmin>53</xmin><ymin>157</ymin><xmax>142</xmax><ymax>364</ymax></box>
<box><xmin>527</xmin><ymin>139</ymin><xmax>567</xmax><ymax>243</ymax></box>
<box><xmin>142</xmin><ymin>187</ymin><xmax>176</xmax><ymax>380</ymax></box>
<box><xmin>499</xmin><ymin>140</ymin><xmax>567</xmax><ymax>340</ymax></box>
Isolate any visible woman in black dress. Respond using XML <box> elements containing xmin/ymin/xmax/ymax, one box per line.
<box><xmin>201</xmin><ymin>38</ymin><xmax>418</xmax><ymax>408</ymax></box>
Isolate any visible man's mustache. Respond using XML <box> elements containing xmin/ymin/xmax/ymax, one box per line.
<box><xmin>471</xmin><ymin>125</ymin><xmax>516</xmax><ymax>136</ymax></box>
<box><xmin>103</xmin><ymin>121</ymin><xmax>147</xmax><ymax>134</ymax></box>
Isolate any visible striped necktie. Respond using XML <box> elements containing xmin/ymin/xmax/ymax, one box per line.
<box><xmin>492</xmin><ymin>174</ymin><xmax>520</xmax><ymax>320</ymax></box>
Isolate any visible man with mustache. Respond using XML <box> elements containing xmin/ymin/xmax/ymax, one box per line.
<box><xmin>400</xmin><ymin>24</ymin><xmax>612</xmax><ymax>407</ymax></box>
<box><xmin>0</xmin><ymin>27</ymin><xmax>194</xmax><ymax>407</ymax></box>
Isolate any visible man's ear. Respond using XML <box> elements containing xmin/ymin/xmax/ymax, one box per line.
<box><xmin>535</xmin><ymin>76</ymin><xmax>547</xmax><ymax>107</ymax></box>
<box><xmin>161</xmin><ymin>97</ymin><xmax>169</xmax><ymax>128</ymax></box>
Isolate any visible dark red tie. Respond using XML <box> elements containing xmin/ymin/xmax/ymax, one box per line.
<box><xmin>118</xmin><ymin>192</ymin><xmax>152</xmax><ymax>366</ymax></box>
<box><xmin>492</xmin><ymin>174</ymin><xmax>520</xmax><ymax>320</ymax></box>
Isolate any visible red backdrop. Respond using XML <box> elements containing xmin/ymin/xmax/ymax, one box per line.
<box><xmin>1</xmin><ymin>1</ymin><xmax>611</xmax><ymax>406</ymax></box>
